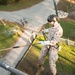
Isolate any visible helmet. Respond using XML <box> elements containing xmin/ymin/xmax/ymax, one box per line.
<box><xmin>47</xmin><ymin>14</ymin><xmax>58</xmax><ymax>22</ymax></box>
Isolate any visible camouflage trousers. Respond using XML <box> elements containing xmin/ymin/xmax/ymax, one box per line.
<box><xmin>38</xmin><ymin>45</ymin><xmax>58</xmax><ymax>75</ymax></box>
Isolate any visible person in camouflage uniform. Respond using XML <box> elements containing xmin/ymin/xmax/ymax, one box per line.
<box><xmin>36</xmin><ymin>14</ymin><xmax>63</xmax><ymax>75</ymax></box>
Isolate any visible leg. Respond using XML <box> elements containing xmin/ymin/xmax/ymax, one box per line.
<box><xmin>49</xmin><ymin>47</ymin><xmax>58</xmax><ymax>75</ymax></box>
<box><xmin>36</xmin><ymin>45</ymin><xmax>48</xmax><ymax>75</ymax></box>
<box><xmin>38</xmin><ymin>45</ymin><xmax>49</xmax><ymax>65</ymax></box>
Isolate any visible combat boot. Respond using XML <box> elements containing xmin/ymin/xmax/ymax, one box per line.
<box><xmin>36</xmin><ymin>65</ymin><xmax>44</xmax><ymax>75</ymax></box>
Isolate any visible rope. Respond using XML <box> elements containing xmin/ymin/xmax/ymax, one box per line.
<box><xmin>0</xmin><ymin>43</ymin><xmax>39</xmax><ymax>51</ymax></box>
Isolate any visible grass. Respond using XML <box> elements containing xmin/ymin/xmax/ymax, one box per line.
<box><xmin>59</xmin><ymin>18</ymin><xmax>75</xmax><ymax>40</ymax></box>
<box><xmin>0</xmin><ymin>0</ymin><xmax>43</xmax><ymax>11</ymax></box>
<box><xmin>41</xmin><ymin>18</ymin><xmax>75</xmax><ymax>41</ymax></box>
<box><xmin>0</xmin><ymin>0</ymin><xmax>44</xmax><ymax>58</ymax></box>
<box><xmin>0</xmin><ymin>0</ymin><xmax>75</xmax><ymax>74</ymax></box>
<box><xmin>16</xmin><ymin>35</ymin><xmax>75</xmax><ymax>75</ymax></box>
<box><xmin>0</xmin><ymin>20</ymin><xmax>23</xmax><ymax>58</ymax></box>
<box><xmin>16</xmin><ymin>18</ymin><xmax>75</xmax><ymax>75</ymax></box>
<box><xmin>57</xmin><ymin>43</ymin><xmax>75</xmax><ymax>75</ymax></box>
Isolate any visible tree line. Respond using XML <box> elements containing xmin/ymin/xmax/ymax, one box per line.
<box><xmin>0</xmin><ymin>0</ymin><xmax>20</xmax><ymax>5</ymax></box>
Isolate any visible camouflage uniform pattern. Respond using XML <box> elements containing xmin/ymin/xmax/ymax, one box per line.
<box><xmin>38</xmin><ymin>22</ymin><xmax>63</xmax><ymax>75</ymax></box>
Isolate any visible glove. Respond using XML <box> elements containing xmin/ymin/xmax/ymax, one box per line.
<box><xmin>38</xmin><ymin>41</ymin><xmax>50</xmax><ymax>45</ymax></box>
<box><xmin>42</xmin><ymin>29</ymin><xmax>48</xmax><ymax>33</ymax></box>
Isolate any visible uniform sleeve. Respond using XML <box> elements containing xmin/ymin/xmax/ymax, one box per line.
<box><xmin>50</xmin><ymin>30</ymin><xmax>63</xmax><ymax>46</ymax></box>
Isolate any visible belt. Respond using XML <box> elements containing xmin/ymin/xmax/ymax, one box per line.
<box><xmin>47</xmin><ymin>43</ymin><xmax>59</xmax><ymax>50</ymax></box>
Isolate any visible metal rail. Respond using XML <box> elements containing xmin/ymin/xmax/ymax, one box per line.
<box><xmin>0</xmin><ymin>61</ymin><xmax>26</xmax><ymax>75</ymax></box>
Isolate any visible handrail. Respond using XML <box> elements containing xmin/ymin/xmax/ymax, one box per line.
<box><xmin>0</xmin><ymin>61</ymin><xmax>26</xmax><ymax>75</ymax></box>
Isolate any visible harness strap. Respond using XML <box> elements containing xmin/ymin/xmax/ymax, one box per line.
<box><xmin>47</xmin><ymin>43</ymin><xmax>59</xmax><ymax>51</ymax></box>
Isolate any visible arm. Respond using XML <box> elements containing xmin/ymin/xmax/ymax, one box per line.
<box><xmin>39</xmin><ymin>29</ymin><xmax>63</xmax><ymax>46</ymax></box>
<box><xmin>49</xmin><ymin>29</ymin><xmax>63</xmax><ymax>45</ymax></box>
